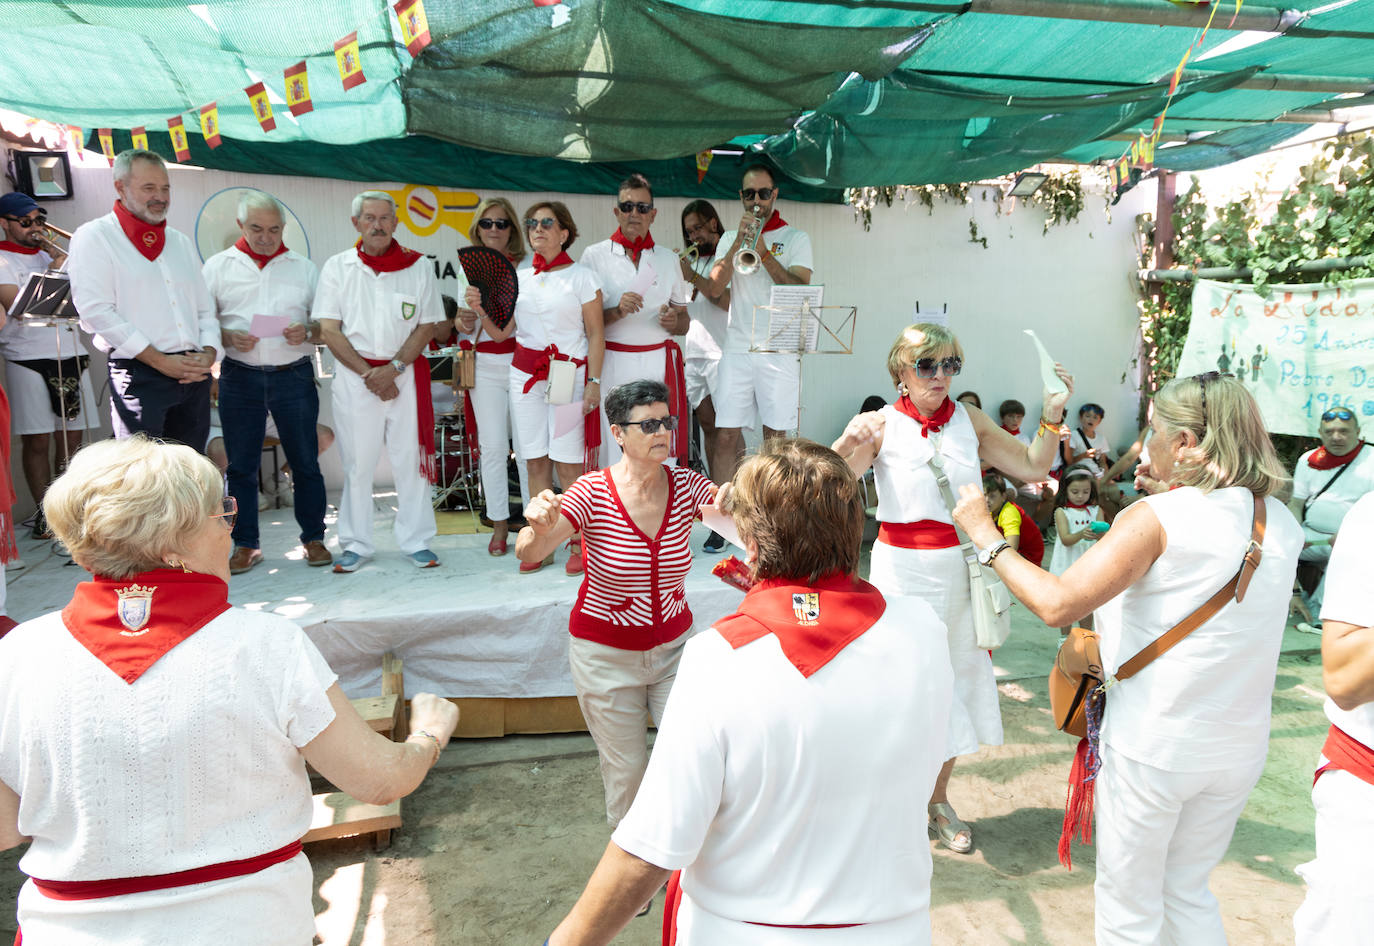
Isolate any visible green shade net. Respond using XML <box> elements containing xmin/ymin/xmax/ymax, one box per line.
<box><xmin>1195</xmin><ymin>0</ymin><xmax>1374</xmax><ymax>79</ymax></box>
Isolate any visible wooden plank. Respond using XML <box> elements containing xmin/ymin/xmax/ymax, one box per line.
<box><xmin>303</xmin><ymin>792</ymin><xmax>401</xmax><ymax>845</ymax></box>
<box><xmin>382</xmin><ymin>652</ymin><xmax>406</xmax><ymax>735</ymax></box>
<box><xmin>350</xmin><ymin>694</ymin><xmax>399</xmax><ymax>737</ymax></box>
<box><xmin>445</xmin><ymin>696</ymin><xmax>588</xmax><ymax>738</ymax></box>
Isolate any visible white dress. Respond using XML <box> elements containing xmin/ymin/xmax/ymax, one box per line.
<box><xmin>1047</xmin><ymin>503</ymin><xmax>1101</xmax><ymax>575</ymax></box>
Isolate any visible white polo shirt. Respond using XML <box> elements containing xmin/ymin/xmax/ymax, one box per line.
<box><xmin>202</xmin><ymin>246</ymin><xmax>318</xmax><ymax>368</ymax></box>
<box><xmin>716</xmin><ymin>222</ymin><xmax>813</xmax><ymax>354</ymax></box>
<box><xmin>1293</xmin><ymin>445</ymin><xmax>1374</xmax><ymax>539</ymax></box>
<box><xmin>684</xmin><ymin>251</ymin><xmax>726</xmax><ymax>360</ymax></box>
<box><xmin>0</xmin><ymin>246</ymin><xmax>87</xmax><ymax>361</ymax></box>
<box><xmin>312</xmin><ymin>248</ymin><xmax>443</xmax><ymax>359</ymax></box>
<box><xmin>579</xmin><ymin>238</ymin><xmax>675</xmax><ymax>346</ymax></box>
<box><xmin>1320</xmin><ymin>492</ymin><xmax>1374</xmax><ymax>747</ymax></box>
<box><xmin>68</xmin><ymin>212</ymin><xmax>218</xmax><ymax>359</ymax></box>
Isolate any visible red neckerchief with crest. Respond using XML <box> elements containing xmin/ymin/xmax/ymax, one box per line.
<box><xmin>712</xmin><ymin>573</ymin><xmax>886</xmax><ymax>678</ymax></box>
<box><xmin>1308</xmin><ymin>441</ymin><xmax>1364</xmax><ymax>470</ymax></box>
<box><xmin>61</xmin><ymin>569</ymin><xmax>231</xmax><ymax>684</ymax></box>
<box><xmin>112</xmin><ymin>200</ymin><xmax>166</xmax><ymax>261</ymax></box>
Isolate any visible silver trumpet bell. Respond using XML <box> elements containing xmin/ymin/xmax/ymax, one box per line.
<box><xmin>733</xmin><ymin>204</ymin><xmax>764</xmax><ymax>275</ymax></box>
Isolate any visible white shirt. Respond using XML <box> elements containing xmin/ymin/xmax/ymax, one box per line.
<box><xmin>579</xmin><ymin>238</ymin><xmax>674</xmax><ymax>346</ymax></box>
<box><xmin>202</xmin><ymin>245</ymin><xmax>318</xmax><ymax>367</ymax></box>
<box><xmin>1293</xmin><ymin>446</ymin><xmax>1374</xmax><ymax>539</ymax></box>
<box><xmin>872</xmin><ymin>402</ymin><xmax>980</xmax><ymax>525</ymax></box>
<box><xmin>684</xmin><ymin>251</ymin><xmax>726</xmax><ymax>360</ymax></box>
<box><xmin>313</xmin><ymin>248</ymin><xmax>444</xmax><ymax>359</ymax></box>
<box><xmin>1096</xmin><ymin>487</ymin><xmax>1302</xmax><ymax>771</ymax></box>
<box><xmin>512</xmin><ymin>263</ymin><xmax>600</xmax><ymax>359</ymax></box>
<box><xmin>1319</xmin><ymin>492</ymin><xmax>1374</xmax><ymax>747</ymax></box>
<box><xmin>612</xmin><ymin>595</ymin><xmax>951</xmax><ymax>944</ymax></box>
<box><xmin>1066</xmin><ymin>425</ymin><xmax>1112</xmax><ymax>477</ymax></box>
<box><xmin>0</xmin><ymin>246</ymin><xmax>87</xmax><ymax>360</ymax></box>
<box><xmin>68</xmin><ymin>212</ymin><xmax>218</xmax><ymax>359</ymax></box>
<box><xmin>717</xmin><ymin>222</ymin><xmax>813</xmax><ymax>353</ymax></box>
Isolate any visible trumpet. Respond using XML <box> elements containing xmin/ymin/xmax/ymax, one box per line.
<box><xmin>733</xmin><ymin>204</ymin><xmax>764</xmax><ymax>275</ymax></box>
<box><xmin>36</xmin><ymin>222</ymin><xmax>71</xmax><ymax>252</ymax></box>
<box><xmin>674</xmin><ymin>244</ymin><xmax>700</xmax><ymax>265</ymax></box>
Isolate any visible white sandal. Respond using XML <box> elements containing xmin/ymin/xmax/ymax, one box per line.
<box><xmin>928</xmin><ymin>802</ymin><xmax>974</xmax><ymax>854</ymax></box>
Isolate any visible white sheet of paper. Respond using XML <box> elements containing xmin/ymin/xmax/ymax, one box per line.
<box><xmin>762</xmin><ymin>284</ymin><xmax>824</xmax><ymax>351</ymax></box>
<box><xmin>698</xmin><ymin>503</ymin><xmax>743</xmax><ymax>550</ymax></box>
<box><xmin>626</xmin><ymin>259</ymin><xmax>657</xmax><ymax>300</ymax></box>
<box><xmin>1024</xmin><ymin>329</ymin><xmax>1069</xmax><ymax>395</ymax></box>
<box><xmin>249</xmin><ymin>313</ymin><xmax>292</xmax><ymax>338</ymax></box>
<box><xmin>553</xmin><ymin>401</ymin><xmax>584</xmax><ymax>439</ymax></box>
<box><xmin>915</xmin><ymin>303</ymin><xmax>949</xmax><ymax>327</ymax></box>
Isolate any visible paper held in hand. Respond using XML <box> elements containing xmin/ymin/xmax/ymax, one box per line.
<box><xmin>699</xmin><ymin>503</ymin><xmax>744</xmax><ymax>550</ymax></box>
<box><xmin>1024</xmin><ymin>329</ymin><xmax>1068</xmax><ymax>395</ymax></box>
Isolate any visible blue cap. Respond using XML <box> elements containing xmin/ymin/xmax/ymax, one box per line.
<box><xmin>0</xmin><ymin>191</ymin><xmax>41</xmax><ymax>219</ymax></box>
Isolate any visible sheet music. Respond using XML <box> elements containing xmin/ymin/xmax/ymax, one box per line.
<box><xmin>765</xmin><ymin>284</ymin><xmax>824</xmax><ymax>352</ymax></box>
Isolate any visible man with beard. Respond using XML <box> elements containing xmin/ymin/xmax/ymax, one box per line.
<box><xmin>69</xmin><ymin>150</ymin><xmax>218</xmax><ymax>449</ymax></box>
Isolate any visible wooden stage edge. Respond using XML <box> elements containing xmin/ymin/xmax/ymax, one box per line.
<box><xmin>446</xmin><ymin>696</ymin><xmax>588</xmax><ymax>739</ymax></box>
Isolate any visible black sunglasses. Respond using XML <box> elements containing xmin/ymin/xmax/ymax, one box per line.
<box><xmin>740</xmin><ymin>187</ymin><xmax>775</xmax><ymax>201</ymax></box>
<box><xmin>617</xmin><ymin>201</ymin><xmax>654</xmax><ymax>214</ymax></box>
<box><xmin>914</xmin><ymin>356</ymin><xmax>962</xmax><ymax>378</ymax></box>
<box><xmin>525</xmin><ymin>216</ymin><xmax>558</xmax><ymax>231</ymax></box>
<box><xmin>477</xmin><ymin>218</ymin><xmax>511</xmax><ymax>230</ymax></box>
<box><xmin>4</xmin><ymin>215</ymin><xmax>45</xmax><ymax>229</ymax></box>
<box><xmin>620</xmin><ymin>416</ymin><xmax>678</xmax><ymax>434</ymax></box>
<box><xmin>1322</xmin><ymin>407</ymin><xmax>1355</xmax><ymax>421</ymax></box>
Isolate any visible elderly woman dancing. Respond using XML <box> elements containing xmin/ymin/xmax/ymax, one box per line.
<box><xmin>832</xmin><ymin>322</ymin><xmax>1072</xmax><ymax>853</ymax></box>
<box><xmin>952</xmin><ymin>372</ymin><xmax>1300</xmax><ymax>945</ymax></box>
<box><xmin>0</xmin><ymin>436</ymin><xmax>458</xmax><ymax>946</ymax></box>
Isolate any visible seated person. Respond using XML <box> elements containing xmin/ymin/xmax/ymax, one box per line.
<box><xmin>1064</xmin><ymin>402</ymin><xmax>1120</xmax><ymax>516</ymax></box>
<box><xmin>983</xmin><ymin>472</ymin><xmax>1044</xmax><ymax>567</ymax></box>
<box><xmin>1288</xmin><ymin>407</ymin><xmax>1372</xmax><ymax>611</ymax></box>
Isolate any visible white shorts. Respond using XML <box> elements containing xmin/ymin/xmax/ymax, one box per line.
<box><xmin>684</xmin><ymin>355</ymin><xmax>720</xmax><ymax>410</ymax></box>
<box><xmin>510</xmin><ymin>366</ymin><xmax>586</xmax><ymax>465</ymax></box>
<box><xmin>713</xmin><ymin>351</ymin><xmax>799</xmax><ymax>431</ymax></box>
<box><xmin>5</xmin><ymin>361</ymin><xmax>100</xmax><ymax>435</ymax></box>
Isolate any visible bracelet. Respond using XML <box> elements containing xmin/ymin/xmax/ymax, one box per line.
<box><xmin>409</xmin><ymin>730</ymin><xmax>442</xmax><ymax>765</ymax></box>
<box><xmin>1037</xmin><ymin>419</ymin><xmax>1067</xmax><ymax>438</ymax></box>
<box><xmin>586</xmin><ymin>376</ymin><xmax>601</xmax><ymax>385</ymax></box>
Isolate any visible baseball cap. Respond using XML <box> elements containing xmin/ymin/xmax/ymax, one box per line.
<box><xmin>0</xmin><ymin>192</ymin><xmax>41</xmax><ymax>219</ymax></box>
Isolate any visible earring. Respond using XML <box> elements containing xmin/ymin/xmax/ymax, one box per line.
<box><xmin>897</xmin><ymin>381</ymin><xmax>908</xmax><ymax>397</ymax></box>
<box><xmin>167</xmin><ymin>558</ymin><xmax>189</xmax><ymax>573</ymax></box>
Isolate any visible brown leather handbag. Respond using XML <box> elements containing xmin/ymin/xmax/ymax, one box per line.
<box><xmin>1050</xmin><ymin>494</ymin><xmax>1266</xmax><ymax>737</ymax></box>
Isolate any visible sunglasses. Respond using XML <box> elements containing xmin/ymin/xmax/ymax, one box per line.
<box><xmin>477</xmin><ymin>218</ymin><xmax>511</xmax><ymax>231</ymax></box>
<box><xmin>1322</xmin><ymin>407</ymin><xmax>1355</xmax><ymax>421</ymax></box>
<box><xmin>525</xmin><ymin>216</ymin><xmax>558</xmax><ymax>231</ymax></box>
<box><xmin>210</xmin><ymin>495</ymin><xmax>238</xmax><ymax>530</ymax></box>
<box><xmin>4</xmin><ymin>215</ymin><xmax>45</xmax><ymax>229</ymax></box>
<box><xmin>740</xmin><ymin>187</ymin><xmax>775</xmax><ymax>201</ymax></box>
<box><xmin>617</xmin><ymin>201</ymin><xmax>654</xmax><ymax>214</ymax></box>
<box><xmin>620</xmin><ymin>416</ymin><xmax>678</xmax><ymax>435</ymax></box>
<box><xmin>913</xmin><ymin>356</ymin><xmax>962</xmax><ymax>378</ymax></box>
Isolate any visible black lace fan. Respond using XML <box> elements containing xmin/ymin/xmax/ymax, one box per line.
<box><xmin>457</xmin><ymin>245</ymin><xmax>518</xmax><ymax>331</ymax></box>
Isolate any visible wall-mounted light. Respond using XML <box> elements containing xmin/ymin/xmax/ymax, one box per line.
<box><xmin>15</xmin><ymin>150</ymin><xmax>73</xmax><ymax>201</ymax></box>
<box><xmin>1006</xmin><ymin>171</ymin><xmax>1048</xmax><ymax>198</ymax></box>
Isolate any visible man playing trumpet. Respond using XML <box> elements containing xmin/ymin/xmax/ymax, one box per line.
<box><xmin>0</xmin><ymin>192</ymin><xmax>98</xmax><ymax>538</ymax></box>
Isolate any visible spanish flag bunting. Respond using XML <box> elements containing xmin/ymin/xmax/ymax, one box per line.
<box><xmin>167</xmin><ymin>116</ymin><xmax>191</xmax><ymax>162</ymax></box>
<box><xmin>131</xmin><ymin>126</ymin><xmax>148</xmax><ymax>150</ymax></box>
<box><xmin>334</xmin><ymin>32</ymin><xmax>366</xmax><ymax>90</ymax></box>
<box><xmin>244</xmin><ymin>81</ymin><xmax>276</xmax><ymax>132</ymax></box>
<box><xmin>1129</xmin><ymin>138</ymin><xmax>1141</xmax><ymax>166</ymax></box>
<box><xmin>1139</xmin><ymin>136</ymin><xmax>1155</xmax><ymax>166</ymax></box>
<box><xmin>68</xmin><ymin>126</ymin><xmax>84</xmax><ymax>151</ymax></box>
<box><xmin>393</xmin><ymin>0</ymin><xmax>432</xmax><ymax>57</ymax></box>
<box><xmin>97</xmin><ymin>129</ymin><xmax>115</xmax><ymax>165</ymax></box>
<box><xmin>695</xmin><ymin>149</ymin><xmax>713</xmax><ymax>183</ymax></box>
<box><xmin>198</xmin><ymin>102</ymin><xmax>222</xmax><ymax>149</ymax></box>
<box><xmin>284</xmin><ymin>61</ymin><xmax>313</xmax><ymax>116</ymax></box>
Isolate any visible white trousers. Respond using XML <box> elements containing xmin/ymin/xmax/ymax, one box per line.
<box><xmin>568</xmin><ymin>630</ymin><xmax>690</xmax><ymax>826</ymax></box>
<box><xmin>332</xmin><ymin>365</ymin><xmax>436</xmax><ymax>557</ymax></box>
<box><xmin>1094</xmin><ymin>746</ymin><xmax>1264</xmax><ymax>946</ymax></box>
<box><xmin>1295</xmin><ymin>766</ymin><xmax>1374</xmax><ymax>945</ymax></box>
<box><xmin>469</xmin><ymin>352</ymin><xmax>529</xmax><ymax>521</ymax></box>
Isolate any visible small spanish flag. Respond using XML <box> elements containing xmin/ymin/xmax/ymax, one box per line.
<box><xmin>1138</xmin><ymin>136</ymin><xmax>1155</xmax><ymax>166</ymax></box>
<box><xmin>1129</xmin><ymin>138</ymin><xmax>1141</xmax><ymax>166</ymax></box>
<box><xmin>695</xmin><ymin>149</ymin><xmax>713</xmax><ymax>183</ymax></box>
<box><xmin>97</xmin><ymin>129</ymin><xmax>115</xmax><ymax>165</ymax></box>
<box><xmin>334</xmin><ymin>32</ymin><xmax>366</xmax><ymax>91</ymax></box>
<box><xmin>285</xmin><ymin>61</ymin><xmax>313</xmax><ymax>116</ymax></box>
<box><xmin>68</xmin><ymin>126</ymin><xmax>84</xmax><ymax>151</ymax></box>
<box><xmin>167</xmin><ymin>116</ymin><xmax>191</xmax><ymax>162</ymax></box>
<box><xmin>131</xmin><ymin>126</ymin><xmax>148</xmax><ymax>150</ymax></box>
<box><xmin>244</xmin><ymin>81</ymin><xmax>276</xmax><ymax>132</ymax></box>
<box><xmin>198</xmin><ymin>102</ymin><xmax>222</xmax><ymax>149</ymax></box>
<box><xmin>393</xmin><ymin>0</ymin><xmax>432</xmax><ymax>57</ymax></box>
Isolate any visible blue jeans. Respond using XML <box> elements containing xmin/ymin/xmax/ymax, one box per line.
<box><xmin>219</xmin><ymin>357</ymin><xmax>326</xmax><ymax>549</ymax></box>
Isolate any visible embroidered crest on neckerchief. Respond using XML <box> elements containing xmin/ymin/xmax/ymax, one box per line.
<box><xmin>792</xmin><ymin>592</ymin><xmax>820</xmax><ymax>625</ymax></box>
<box><xmin>116</xmin><ymin>584</ymin><xmax>155</xmax><ymax>635</ymax></box>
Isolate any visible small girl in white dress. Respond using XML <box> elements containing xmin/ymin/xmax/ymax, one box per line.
<box><xmin>1048</xmin><ymin>467</ymin><xmax>1103</xmax><ymax>635</ymax></box>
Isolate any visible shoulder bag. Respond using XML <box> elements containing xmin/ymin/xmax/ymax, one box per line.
<box><xmin>928</xmin><ymin>453</ymin><xmax>1012</xmax><ymax>650</ymax></box>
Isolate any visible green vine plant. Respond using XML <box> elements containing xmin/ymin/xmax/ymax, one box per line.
<box><xmin>845</xmin><ymin>168</ymin><xmax>1088</xmax><ymax>236</ymax></box>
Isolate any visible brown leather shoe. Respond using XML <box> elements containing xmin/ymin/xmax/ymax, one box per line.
<box><xmin>303</xmin><ymin>541</ymin><xmax>333</xmax><ymax>567</ymax></box>
<box><xmin>229</xmin><ymin>546</ymin><xmax>264</xmax><ymax>575</ymax></box>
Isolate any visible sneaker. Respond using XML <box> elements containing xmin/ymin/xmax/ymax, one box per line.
<box><xmin>703</xmin><ymin>530</ymin><xmax>726</xmax><ymax>553</ymax></box>
<box><xmin>409</xmin><ymin>549</ymin><xmax>440</xmax><ymax>569</ymax></box>
<box><xmin>29</xmin><ymin>511</ymin><xmax>51</xmax><ymax>541</ymax></box>
<box><xmin>303</xmin><ymin>540</ymin><xmax>333</xmax><ymax>567</ymax></box>
<box><xmin>229</xmin><ymin>546</ymin><xmax>264</xmax><ymax>575</ymax></box>
<box><xmin>333</xmin><ymin>550</ymin><xmax>368</xmax><ymax>573</ymax></box>
<box><xmin>51</xmin><ymin>538</ymin><xmax>71</xmax><ymax>558</ymax></box>
<box><xmin>565</xmin><ymin>539</ymin><xmax>584</xmax><ymax>576</ymax></box>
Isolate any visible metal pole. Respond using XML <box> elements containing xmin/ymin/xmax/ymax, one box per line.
<box><xmin>964</xmin><ymin>0</ymin><xmax>1309</xmax><ymax>34</ymax></box>
<box><xmin>1140</xmin><ymin>253</ymin><xmax>1374</xmax><ymax>283</ymax></box>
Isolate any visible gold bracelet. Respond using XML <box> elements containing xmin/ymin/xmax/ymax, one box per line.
<box><xmin>1037</xmin><ymin>419</ymin><xmax>1067</xmax><ymax>438</ymax></box>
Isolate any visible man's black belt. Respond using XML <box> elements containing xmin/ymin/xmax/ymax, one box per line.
<box><xmin>223</xmin><ymin>356</ymin><xmax>311</xmax><ymax>373</ymax></box>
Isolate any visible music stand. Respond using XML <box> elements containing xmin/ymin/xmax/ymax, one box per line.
<box><xmin>11</xmin><ymin>269</ymin><xmax>89</xmax><ymax>467</ymax></box>
<box><xmin>748</xmin><ymin>289</ymin><xmax>856</xmax><ymax>436</ymax></box>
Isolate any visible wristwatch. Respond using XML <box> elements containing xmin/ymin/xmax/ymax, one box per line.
<box><xmin>390</xmin><ymin>358</ymin><xmax>406</xmax><ymax>374</ymax></box>
<box><xmin>977</xmin><ymin>539</ymin><xmax>1010</xmax><ymax>567</ymax></box>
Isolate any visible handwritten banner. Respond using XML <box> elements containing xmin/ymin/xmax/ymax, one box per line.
<box><xmin>1178</xmin><ymin>277</ymin><xmax>1374</xmax><ymax>438</ymax></box>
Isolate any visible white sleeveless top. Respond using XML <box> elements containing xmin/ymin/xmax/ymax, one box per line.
<box><xmin>872</xmin><ymin>402</ymin><xmax>981</xmax><ymax>525</ymax></box>
<box><xmin>1319</xmin><ymin>491</ymin><xmax>1374</xmax><ymax>747</ymax></box>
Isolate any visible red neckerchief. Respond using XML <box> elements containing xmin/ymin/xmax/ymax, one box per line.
<box><xmin>234</xmin><ymin>236</ymin><xmax>288</xmax><ymax>269</ymax></box>
<box><xmin>355</xmin><ymin>239</ymin><xmax>423</xmax><ymax>274</ymax></box>
<box><xmin>1308</xmin><ymin>441</ymin><xmax>1364</xmax><ymax>470</ymax></box>
<box><xmin>761</xmin><ymin>210</ymin><xmax>787</xmax><ymax>233</ymax></box>
<box><xmin>1065</xmin><ymin>502</ymin><xmax>1090</xmax><ymax>509</ymax></box>
<box><xmin>1002</xmin><ymin>424</ymin><xmax>1021</xmax><ymax>436</ymax></box>
<box><xmin>713</xmin><ymin>573</ymin><xmax>886</xmax><ymax>678</ymax></box>
<box><xmin>531</xmin><ymin>251</ymin><xmax>573</xmax><ymax>275</ymax></box>
<box><xmin>894</xmin><ymin>395</ymin><xmax>955</xmax><ymax>438</ymax></box>
<box><xmin>0</xmin><ymin>240</ymin><xmax>40</xmax><ymax>256</ymax></box>
<box><xmin>60</xmin><ymin>570</ymin><xmax>231</xmax><ymax>684</ymax></box>
<box><xmin>609</xmin><ymin>227</ymin><xmax>655</xmax><ymax>264</ymax></box>
<box><xmin>112</xmin><ymin>199</ymin><xmax>166</xmax><ymax>262</ymax></box>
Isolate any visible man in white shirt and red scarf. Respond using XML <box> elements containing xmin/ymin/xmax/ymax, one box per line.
<box><xmin>1288</xmin><ymin>407</ymin><xmax>1373</xmax><ymax>610</ymax></box>
<box><xmin>545</xmin><ymin>438</ymin><xmax>953</xmax><ymax>946</ymax></box>
<box><xmin>315</xmin><ymin>191</ymin><xmax>445</xmax><ymax>574</ymax></box>
<box><xmin>69</xmin><ymin>149</ymin><xmax>218</xmax><ymax>451</ymax></box>
<box><xmin>201</xmin><ymin>190</ymin><xmax>330</xmax><ymax>575</ymax></box>
<box><xmin>579</xmin><ymin>174</ymin><xmax>689</xmax><ymax>467</ymax></box>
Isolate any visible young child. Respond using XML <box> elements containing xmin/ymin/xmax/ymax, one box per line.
<box><xmin>982</xmin><ymin>473</ymin><xmax>1044</xmax><ymax>568</ymax></box>
<box><xmin>1047</xmin><ymin>467</ymin><xmax>1103</xmax><ymax>635</ymax></box>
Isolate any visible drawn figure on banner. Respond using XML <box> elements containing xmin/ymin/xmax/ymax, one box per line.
<box><xmin>1250</xmin><ymin>344</ymin><xmax>1269</xmax><ymax>383</ymax></box>
<box><xmin>1216</xmin><ymin>342</ymin><xmax>1233</xmax><ymax>375</ymax></box>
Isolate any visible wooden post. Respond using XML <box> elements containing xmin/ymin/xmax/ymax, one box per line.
<box><xmin>382</xmin><ymin>651</ymin><xmax>406</xmax><ymax>737</ymax></box>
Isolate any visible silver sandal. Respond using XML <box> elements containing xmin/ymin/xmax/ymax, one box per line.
<box><xmin>928</xmin><ymin>802</ymin><xmax>974</xmax><ymax>854</ymax></box>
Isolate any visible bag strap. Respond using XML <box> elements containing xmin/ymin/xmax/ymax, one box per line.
<box><xmin>1116</xmin><ymin>493</ymin><xmax>1266</xmax><ymax>682</ymax></box>
<box><xmin>1304</xmin><ymin>458</ymin><xmax>1354</xmax><ymax>511</ymax></box>
<box><xmin>925</xmin><ymin>451</ymin><xmax>978</xmax><ymax>562</ymax></box>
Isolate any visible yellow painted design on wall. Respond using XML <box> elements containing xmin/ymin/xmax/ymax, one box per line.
<box><xmin>383</xmin><ymin>185</ymin><xmax>481</xmax><ymax>238</ymax></box>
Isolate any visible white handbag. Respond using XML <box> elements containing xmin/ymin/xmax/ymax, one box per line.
<box><xmin>927</xmin><ymin>453</ymin><xmax>1013</xmax><ymax>650</ymax></box>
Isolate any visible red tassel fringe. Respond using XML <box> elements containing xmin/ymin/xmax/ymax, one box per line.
<box><xmin>1058</xmin><ymin>736</ymin><xmax>1096</xmax><ymax>870</ymax></box>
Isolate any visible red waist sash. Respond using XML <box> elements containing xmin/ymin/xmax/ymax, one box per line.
<box><xmin>661</xmin><ymin>871</ymin><xmax>862</xmax><ymax>945</ymax></box>
<box><xmin>604</xmin><ymin>338</ymin><xmax>688</xmax><ymax>460</ymax></box>
<box><xmin>476</xmin><ymin>338</ymin><xmax>516</xmax><ymax>355</ymax></box>
<box><xmin>512</xmin><ymin>342</ymin><xmax>586</xmax><ymax>393</ymax></box>
<box><xmin>877</xmin><ymin>519</ymin><xmax>959</xmax><ymax>550</ymax></box>
<box><xmin>1314</xmin><ymin>724</ymin><xmax>1374</xmax><ymax>787</ymax></box>
<box><xmin>30</xmin><ymin>839</ymin><xmax>302</xmax><ymax>901</ymax></box>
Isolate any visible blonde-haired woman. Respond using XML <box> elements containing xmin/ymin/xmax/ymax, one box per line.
<box><xmin>461</xmin><ymin>196</ymin><xmax>529</xmax><ymax>555</ymax></box>
<box><xmin>0</xmin><ymin>436</ymin><xmax>458</xmax><ymax>945</ymax></box>
<box><xmin>953</xmin><ymin>372</ymin><xmax>1302</xmax><ymax>945</ymax></box>
<box><xmin>832</xmin><ymin>322</ymin><xmax>1071</xmax><ymax>853</ymax></box>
